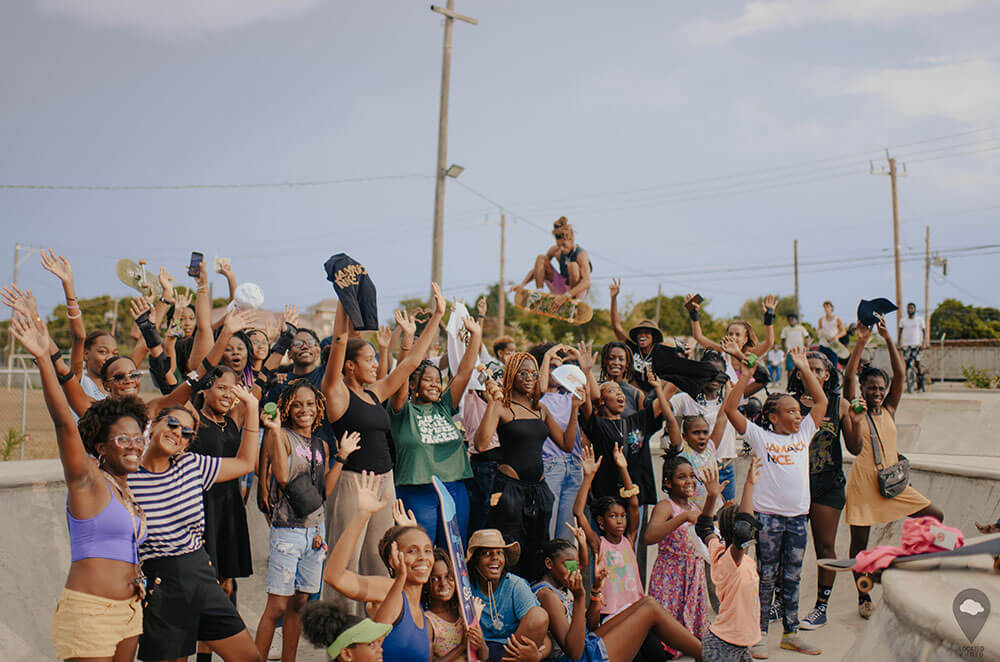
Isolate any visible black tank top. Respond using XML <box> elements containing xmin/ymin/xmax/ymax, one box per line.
<box><xmin>497</xmin><ymin>406</ymin><xmax>548</xmax><ymax>482</ymax></box>
<box><xmin>332</xmin><ymin>388</ymin><xmax>393</xmax><ymax>474</ymax></box>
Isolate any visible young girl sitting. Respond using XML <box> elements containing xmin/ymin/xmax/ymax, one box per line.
<box><xmin>572</xmin><ymin>445</ymin><xmax>643</xmax><ymax>622</ymax></box>
<box><xmin>696</xmin><ymin>458</ymin><xmax>764</xmax><ymax>662</ymax></box>
<box><xmin>423</xmin><ymin>548</ymin><xmax>489</xmax><ymax>661</ymax></box>
<box><xmin>722</xmin><ymin>342</ymin><xmax>825</xmax><ymax>658</ymax></box>
<box><xmin>644</xmin><ymin>447</ymin><xmax>710</xmax><ymax>643</ymax></box>
<box><xmin>532</xmin><ymin>537</ymin><xmax>702</xmax><ymax>661</ymax></box>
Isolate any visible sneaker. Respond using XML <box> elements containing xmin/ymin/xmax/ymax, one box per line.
<box><xmin>750</xmin><ymin>640</ymin><xmax>769</xmax><ymax>659</ymax></box>
<box><xmin>799</xmin><ymin>603</ymin><xmax>828</xmax><ymax>630</ymax></box>
<box><xmin>780</xmin><ymin>633</ymin><xmax>822</xmax><ymax>655</ymax></box>
<box><xmin>859</xmin><ymin>600</ymin><xmax>875</xmax><ymax>620</ymax></box>
<box><xmin>768</xmin><ymin>600</ymin><xmax>784</xmax><ymax>623</ymax></box>
<box><xmin>268</xmin><ymin>629</ymin><xmax>283</xmax><ymax>660</ymax></box>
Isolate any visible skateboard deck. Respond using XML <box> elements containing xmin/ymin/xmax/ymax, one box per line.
<box><xmin>432</xmin><ymin>475</ymin><xmax>479</xmax><ymax>662</ymax></box>
<box><xmin>819</xmin><ymin>534</ymin><xmax>1000</xmax><ymax>592</ymax></box>
<box><xmin>116</xmin><ymin>259</ymin><xmax>163</xmax><ymax>299</ymax></box>
<box><xmin>512</xmin><ymin>288</ymin><xmax>593</xmax><ymax>325</ymax></box>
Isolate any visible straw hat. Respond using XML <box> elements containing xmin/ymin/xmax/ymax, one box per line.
<box><xmin>628</xmin><ymin>319</ymin><xmax>664</xmax><ymax>345</ymax></box>
<box><xmin>466</xmin><ymin>529</ymin><xmax>521</xmax><ymax>566</ymax></box>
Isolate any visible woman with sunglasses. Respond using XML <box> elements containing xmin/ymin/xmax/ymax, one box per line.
<box><xmin>514</xmin><ymin>216</ymin><xmax>591</xmax><ymax>308</ymax></box>
<box><xmin>128</xmin><ymin>386</ymin><xmax>263</xmax><ymax>661</ymax></box>
<box><xmin>10</xmin><ymin>311</ymin><xmax>149</xmax><ymax>662</ymax></box>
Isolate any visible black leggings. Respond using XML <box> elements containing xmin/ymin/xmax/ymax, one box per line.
<box><xmin>487</xmin><ymin>472</ymin><xmax>554</xmax><ymax>582</ymax></box>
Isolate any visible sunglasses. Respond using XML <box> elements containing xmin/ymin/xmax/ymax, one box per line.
<box><xmin>112</xmin><ymin>433</ymin><xmax>148</xmax><ymax>450</ymax></box>
<box><xmin>108</xmin><ymin>370</ymin><xmax>142</xmax><ymax>383</ymax></box>
<box><xmin>291</xmin><ymin>339</ymin><xmax>317</xmax><ymax>349</ymax></box>
<box><xmin>165</xmin><ymin>415</ymin><xmax>196</xmax><ymax>440</ymax></box>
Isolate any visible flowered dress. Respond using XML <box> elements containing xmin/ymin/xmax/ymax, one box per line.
<box><xmin>647</xmin><ymin>498</ymin><xmax>709</xmax><ymax>640</ymax></box>
<box><xmin>426</xmin><ymin>611</ymin><xmax>466</xmax><ymax>662</ymax></box>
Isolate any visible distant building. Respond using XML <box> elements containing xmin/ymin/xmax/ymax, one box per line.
<box><xmin>302</xmin><ymin>298</ymin><xmax>339</xmax><ymax>339</ymax></box>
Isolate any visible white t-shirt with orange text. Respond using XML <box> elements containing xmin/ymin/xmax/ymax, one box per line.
<box><xmin>742</xmin><ymin>417</ymin><xmax>816</xmax><ymax>517</ymax></box>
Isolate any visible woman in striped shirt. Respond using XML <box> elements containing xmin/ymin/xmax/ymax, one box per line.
<box><xmin>128</xmin><ymin>385</ymin><xmax>262</xmax><ymax>662</ymax></box>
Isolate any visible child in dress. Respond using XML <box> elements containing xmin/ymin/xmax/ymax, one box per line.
<box><xmin>644</xmin><ymin>447</ymin><xmax>710</xmax><ymax>644</ymax></box>
<box><xmin>665</xmin><ymin>410</ymin><xmax>725</xmax><ymax>512</ymax></box>
<box><xmin>422</xmin><ymin>549</ymin><xmax>488</xmax><ymax>662</ymax></box>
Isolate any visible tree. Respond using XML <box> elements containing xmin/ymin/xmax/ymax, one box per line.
<box><xmin>931</xmin><ymin>299</ymin><xmax>1000</xmax><ymax>340</ymax></box>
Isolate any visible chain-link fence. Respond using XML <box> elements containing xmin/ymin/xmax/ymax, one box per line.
<box><xmin>0</xmin><ymin>354</ymin><xmax>55</xmax><ymax>461</ymax></box>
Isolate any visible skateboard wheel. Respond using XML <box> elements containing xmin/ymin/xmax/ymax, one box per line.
<box><xmin>857</xmin><ymin>576</ymin><xmax>874</xmax><ymax>593</ymax></box>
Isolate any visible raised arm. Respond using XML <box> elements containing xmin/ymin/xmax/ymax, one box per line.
<box><xmin>218</xmin><ymin>260</ymin><xmax>237</xmax><ymax>302</ymax></box>
<box><xmin>448</xmin><ymin>317</ymin><xmax>483</xmax><ymax>403</ymax></box>
<box><xmin>542</xmin><ymin>392</ymin><xmax>582</xmax><ymax>454</ymax></box>
<box><xmin>721</xmin><ymin>338</ymin><xmax>753</xmax><ymax>435</ymax></box>
<box><xmin>843</xmin><ymin>323</ymin><xmax>869</xmax><ymax>403</ymax></box>
<box><xmin>40</xmin><ymin>250</ymin><xmax>87</xmax><ymax>377</ymax></box>
<box><xmin>647</xmin><ymin>372</ymin><xmax>676</xmax><ymax>419</ymax></box>
<box><xmin>325</xmin><ymin>431</ymin><xmax>361</xmax><ymax>497</ymax></box>
<box><xmin>730</xmin><ymin>458</ymin><xmax>761</xmax><ymax>564</ymax></box>
<box><xmin>375</xmin><ymin>324</ymin><xmax>394</xmax><ymax>382</ymax></box>
<box><xmin>538</xmin><ymin>343</ymin><xmax>562</xmax><ymax>394</ymax></box>
<box><xmin>474</xmin><ymin>399</ymin><xmax>504</xmax><ymax>452</ymax></box>
<box><xmin>608</xmin><ymin>279</ymin><xmax>629</xmax><ymax>343</ymax></box>
<box><xmin>572</xmin><ymin>445</ymin><xmax>602</xmax><ymax>555</ymax></box>
<box><xmin>388</xmin><ymin>311</ymin><xmax>416</xmax><ymax>413</ymax></box>
<box><xmin>613</xmin><ymin>443</ymin><xmax>640</xmax><ymax>543</ymax></box>
<box><xmin>372</xmin><ymin>542</ymin><xmax>408</xmax><ymax>626</ymax></box>
<box><xmin>748</xmin><ymin>295</ymin><xmax>777</xmax><ymax>355</ymax></box>
<box><xmin>215</xmin><ymin>385</ymin><xmax>260</xmax><ymax>482</ymax></box>
<box><xmin>323</xmin><ymin>471</ymin><xmax>394</xmax><ymax>602</ymax></box>
<box><xmin>685</xmin><ymin>294</ymin><xmax>723</xmax><ymax>352</ymax></box>
<box><xmin>878</xmin><ymin>321</ymin><xmax>905</xmax><ymax>413</ymax></box>
<box><xmin>787</xmin><ymin>346</ymin><xmax>827</xmax><ymax>427</ymax></box>
<box><xmin>370</xmin><ymin>283</ymin><xmax>446</xmax><ymax>402</ymax></box>
<box><xmin>186</xmin><ymin>261</ymin><xmax>214</xmax><ymax>371</ymax></box>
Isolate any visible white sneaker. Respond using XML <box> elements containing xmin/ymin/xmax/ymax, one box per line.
<box><xmin>268</xmin><ymin>629</ymin><xmax>283</xmax><ymax>660</ymax></box>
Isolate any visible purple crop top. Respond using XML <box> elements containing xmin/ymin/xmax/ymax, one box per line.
<box><xmin>67</xmin><ymin>479</ymin><xmax>145</xmax><ymax>564</ymax></box>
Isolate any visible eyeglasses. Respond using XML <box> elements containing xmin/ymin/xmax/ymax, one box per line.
<box><xmin>165</xmin><ymin>416</ymin><xmax>196</xmax><ymax>440</ymax></box>
<box><xmin>516</xmin><ymin>369</ymin><xmax>538</xmax><ymax>379</ymax></box>
<box><xmin>291</xmin><ymin>339</ymin><xmax>317</xmax><ymax>349</ymax></box>
<box><xmin>112</xmin><ymin>434</ymin><xmax>148</xmax><ymax>450</ymax></box>
<box><xmin>108</xmin><ymin>371</ymin><xmax>142</xmax><ymax>383</ymax></box>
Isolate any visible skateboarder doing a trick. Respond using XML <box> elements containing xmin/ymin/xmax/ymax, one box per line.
<box><xmin>515</xmin><ymin>216</ymin><xmax>591</xmax><ymax>307</ymax></box>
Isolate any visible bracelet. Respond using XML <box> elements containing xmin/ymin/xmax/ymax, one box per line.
<box><xmin>589</xmin><ymin>592</ymin><xmax>603</xmax><ymax>602</ymax></box>
<box><xmin>743</xmin><ymin>353</ymin><xmax>758</xmax><ymax>369</ymax></box>
<box><xmin>65</xmin><ymin>296</ymin><xmax>77</xmax><ymax>302</ymax></box>
<box><xmin>619</xmin><ymin>485</ymin><xmax>640</xmax><ymax>499</ymax></box>
<box><xmin>243</xmin><ymin>427</ymin><xmax>260</xmax><ymax>434</ymax></box>
<box><xmin>197</xmin><ymin>286</ymin><xmax>208</xmax><ymax>293</ymax></box>
<box><xmin>689</xmin><ymin>309</ymin><xmax>700</xmax><ymax>322</ymax></box>
<box><xmin>334</xmin><ymin>455</ymin><xmax>348</xmax><ymax>464</ymax></box>
<box><xmin>66</xmin><ymin>311</ymin><xmax>82</xmax><ymax>320</ymax></box>
<box><xmin>66</xmin><ymin>302</ymin><xmax>80</xmax><ymax>309</ymax></box>
<box><xmin>159</xmin><ymin>296</ymin><xmax>174</xmax><ymax>305</ymax></box>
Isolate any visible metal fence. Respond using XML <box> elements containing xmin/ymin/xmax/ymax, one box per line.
<box><xmin>0</xmin><ymin>355</ymin><xmax>36</xmax><ymax>461</ymax></box>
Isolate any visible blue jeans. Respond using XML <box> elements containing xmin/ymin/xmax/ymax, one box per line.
<box><xmin>543</xmin><ymin>454</ymin><xmax>583</xmax><ymax>541</ymax></box>
<box><xmin>756</xmin><ymin>512</ymin><xmax>808</xmax><ymax>633</ymax></box>
<box><xmin>468</xmin><ymin>459</ymin><xmax>498</xmax><ymax>538</ymax></box>
<box><xmin>719</xmin><ymin>461</ymin><xmax>736</xmax><ymax>502</ymax></box>
<box><xmin>396</xmin><ymin>480</ymin><xmax>470</xmax><ymax>548</ymax></box>
<box><xmin>767</xmin><ymin>364</ymin><xmax>781</xmax><ymax>383</ymax></box>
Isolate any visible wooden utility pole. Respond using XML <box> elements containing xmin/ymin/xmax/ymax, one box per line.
<box><xmin>871</xmin><ymin>152</ymin><xmax>906</xmax><ymax>337</ymax></box>
<box><xmin>5</xmin><ymin>244</ymin><xmax>42</xmax><ymax>388</ymax></box>
<box><xmin>793</xmin><ymin>239</ymin><xmax>799</xmax><ymax>317</ymax></box>
<box><xmin>655</xmin><ymin>284</ymin><xmax>662</xmax><ymax>325</ymax></box>
<box><xmin>924</xmin><ymin>226</ymin><xmax>930</xmax><ymax>345</ymax></box>
<box><xmin>429</xmin><ymin>1</ymin><xmax>477</xmax><ymax>290</ymax></box>
<box><xmin>498</xmin><ymin>212</ymin><xmax>506</xmax><ymax>334</ymax></box>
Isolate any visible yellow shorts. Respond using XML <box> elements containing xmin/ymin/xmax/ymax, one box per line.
<box><xmin>51</xmin><ymin>587</ymin><xmax>142</xmax><ymax>659</ymax></box>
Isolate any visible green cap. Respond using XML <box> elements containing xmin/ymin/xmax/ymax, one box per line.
<box><xmin>327</xmin><ymin>619</ymin><xmax>391</xmax><ymax>659</ymax></box>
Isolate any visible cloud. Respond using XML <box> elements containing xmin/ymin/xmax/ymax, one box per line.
<box><xmin>37</xmin><ymin>0</ymin><xmax>325</xmax><ymax>38</ymax></box>
<box><xmin>682</xmin><ymin>0</ymin><xmax>988</xmax><ymax>43</ymax></box>
<box><xmin>960</xmin><ymin>599</ymin><xmax>986</xmax><ymax>616</ymax></box>
<box><xmin>825</xmin><ymin>58</ymin><xmax>1000</xmax><ymax>124</ymax></box>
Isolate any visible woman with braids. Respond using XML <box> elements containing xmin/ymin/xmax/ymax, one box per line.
<box><xmin>255</xmin><ymin>379</ymin><xmax>362</xmax><ymax>661</ymax></box>
<box><xmin>722</xmin><ymin>341</ymin><xmax>825</xmax><ymax>658</ymax></box>
<box><xmin>10</xmin><ymin>311</ymin><xmax>148</xmax><ymax>662</ymax></box>
<box><xmin>686</xmin><ymin>293</ymin><xmax>778</xmax><ymax>397</ymax></box>
<box><xmin>842</xmin><ymin>321</ymin><xmax>942</xmax><ymax>620</ymax></box>
<box><xmin>324</xmin><ymin>471</ymin><xmax>439</xmax><ymax>661</ymax></box>
<box><xmin>322</xmin><ymin>284</ymin><xmax>446</xmax><ymax>616</ymax></box>
<box><xmin>300</xmin><ymin>601</ymin><xmax>391</xmax><ymax>661</ymax></box>
<box><xmin>786</xmin><ymin>351</ymin><xmax>851</xmax><ymax>630</ymax></box>
<box><xmin>596</xmin><ymin>340</ymin><xmax>644</xmax><ymax>417</ymax></box>
<box><xmin>515</xmin><ymin>216</ymin><xmax>592</xmax><ymax>307</ymax></box>
<box><xmin>474</xmin><ymin>351</ymin><xmax>582</xmax><ymax>581</ymax></box>
<box><xmin>389</xmin><ymin>315</ymin><xmax>482</xmax><ymax>546</ymax></box>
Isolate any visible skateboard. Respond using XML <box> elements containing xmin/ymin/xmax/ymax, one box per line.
<box><xmin>432</xmin><ymin>475</ymin><xmax>479</xmax><ymax>662</ymax></box>
<box><xmin>818</xmin><ymin>534</ymin><xmax>1000</xmax><ymax>594</ymax></box>
<box><xmin>116</xmin><ymin>259</ymin><xmax>163</xmax><ymax>300</ymax></box>
<box><xmin>512</xmin><ymin>288</ymin><xmax>593</xmax><ymax>325</ymax></box>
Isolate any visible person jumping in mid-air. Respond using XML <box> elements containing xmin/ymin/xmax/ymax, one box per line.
<box><xmin>516</xmin><ymin>216</ymin><xmax>591</xmax><ymax>306</ymax></box>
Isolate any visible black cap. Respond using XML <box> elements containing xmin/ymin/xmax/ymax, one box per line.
<box><xmin>857</xmin><ymin>298</ymin><xmax>898</xmax><ymax>327</ymax></box>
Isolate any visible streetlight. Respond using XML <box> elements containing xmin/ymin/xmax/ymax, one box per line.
<box><xmin>444</xmin><ymin>164</ymin><xmax>464</xmax><ymax>179</ymax></box>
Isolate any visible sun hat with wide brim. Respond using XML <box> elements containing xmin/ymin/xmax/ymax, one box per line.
<box><xmin>466</xmin><ymin>528</ymin><xmax>521</xmax><ymax>566</ymax></box>
<box><xmin>327</xmin><ymin>618</ymin><xmax>392</xmax><ymax>659</ymax></box>
<box><xmin>629</xmin><ymin>319</ymin><xmax>664</xmax><ymax>345</ymax></box>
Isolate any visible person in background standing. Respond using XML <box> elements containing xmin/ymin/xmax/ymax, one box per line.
<box><xmin>780</xmin><ymin>314</ymin><xmax>810</xmax><ymax>375</ymax></box>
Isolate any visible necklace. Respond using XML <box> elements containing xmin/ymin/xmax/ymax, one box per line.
<box><xmin>201</xmin><ymin>408</ymin><xmax>227</xmax><ymax>430</ymax></box>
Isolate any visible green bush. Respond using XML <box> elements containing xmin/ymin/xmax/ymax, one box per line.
<box><xmin>961</xmin><ymin>365</ymin><xmax>998</xmax><ymax>389</ymax></box>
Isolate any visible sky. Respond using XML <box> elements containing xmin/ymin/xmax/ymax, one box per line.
<box><xmin>2</xmin><ymin>0</ymin><xmax>999</xmax><ymax>333</ymax></box>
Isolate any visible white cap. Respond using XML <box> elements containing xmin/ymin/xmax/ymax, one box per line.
<box><xmin>551</xmin><ymin>364</ymin><xmax>586</xmax><ymax>394</ymax></box>
<box><xmin>228</xmin><ymin>282</ymin><xmax>265</xmax><ymax>312</ymax></box>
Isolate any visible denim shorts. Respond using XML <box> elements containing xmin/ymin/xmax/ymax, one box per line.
<box><xmin>266</xmin><ymin>525</ymin><xmax>325</xmax><ymax>596</ymax></box>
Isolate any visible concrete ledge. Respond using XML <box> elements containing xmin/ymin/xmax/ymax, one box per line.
<box><xmin>0</xmin><ymin>459</ymin><xmax>66</xmax><ymax>489</ymax></box>
<box><xmin>843</xmin><ymin>452</ymin><xmax>1000</xmax><ymax>482</ymax></box>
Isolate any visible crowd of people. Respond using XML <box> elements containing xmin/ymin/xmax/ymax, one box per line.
<box><xmin>5</xmin><ymin>218</ymin><xmax>951</xmax><ymax>662</ymax></box>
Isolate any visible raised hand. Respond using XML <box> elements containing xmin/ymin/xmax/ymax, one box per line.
<box><xmin>394</xmin><ymin>309</ymin><xmax>416</xmax><ymax>338</ymax></box>
<box><xmin>1</xmin><ymin>284</ymin><xmax>39</xmax><ymax>319</ymax></box>
<box><xmin>376</xmin><ymin>325</ymin><xmax>392</xmax><ymax>349</ymax></box>
<box><xmin>720</xmin><ymin>335</ymin><xmax>744</xmax><ymax>360</ymax></box>
<box><xmin>392</xmin><ymin>498</ymin><xmax>419</xmax><ymax>527</ymax></box>
<box><xmin>10</xmin><ymin>312</ymin><xmax>50</xmax><ymax>359</ymax></box>
<box><xmin>856</xmin><ymin>323</ymin><xmax>872</xmax><ymax>345</ymax></box>
<box><xmin>174</xmin><ymin>291</ymin><xmax>191</xmax><ymax>311</ymax></box>
<box><xmin>130</xmin><ymin>295</ymin><xmax>154</xmax><ymax>321</ymax></box>
<box><xmin>609</xmin><ymin>278</ymin><xmax>620</xmax><ymax>299</ymax></box>
<box><xmin>218</xmin><ymin>260</ymin><xmax>234</xmax><ymax>278</ymax></box>
<box><xmin>462</xmin><ymin>315</ymin><xmax>482</xmax><ymax>337</ymax></box>
<box><xmin>581</xmin><ymin>444</ymin><xmax>603</xmax><ymax>476</ymax></box>
<box><xmin>356</xmin><ymin>471</ymin><xmax>390</xmax><ymax>515</ymax></box>
<box><xmin>388</xmin><ymin>541</ymin><xmax>409</xmax><ymax>582</ymax></box>
<box><xmin>224</xmin><ymin>310</ymin><xmax>255</xmax><ymax>335</ymax></box>
<box><xmin>158</xmin><ymin>267</ymin><xmax>175</xmax><ymax>300</ymax></box>
<box><xmin>282</xmin><ymin>304</ymin><xmax>300</xmax><ymax>329</ymax></box>
<box><xmin>566</xmin><ymin>569</ymin><xmax>585</xmax><ymax>600</ymax></box>
<box><xmin>40</xmin><ymin>249</ymin><xmax>73</xmax><ymax>285</ymax></box>
<box><xmin>566</xmin><ymin>516</ymin><xmax>588</xmax><ymax>553</ymax></box>
<box><xmin>788</xmin><ymin>345</ymin><xmax>809</xmax><ymax>370</ymax></box>
<box><xmin>612</xmin><ymin>443</ymin><xmax>628</xmax><ymax>471</ymax></box>
<box><xmin>746</xmin><ymin>456</ymin><xmax>762</xmax><ymax>486</ymax></box>
<box><xmin>700</xmin><ymin>462</ymin><xmax>729</xmax><ymax>500</ymax></box>
<box><xmin>476</xmin><ymin>296</ymin><xmax>488</xmax><ymax>317</ymax></box>
<box><xmin>593</xmin><ymin>554</ymin><xmax>608</xmax><ymax>592</ymax></box>
<box><xmin>762</xmin><ymin>294</ymin><xmax>777</xmax><ymax>313</ymax></box>
<box><xmin>195</xmin><ymin>259</ymin><xmax>208</xmax><ymax>287</ymax></box>
<box><xmin>431</xmin><ymin>282</ymin><xmax>446</xmax><ymax>317</ymax></box>
<box><xmin>230</xmin><ymin>383</ymin><xmax>257</xmax><ymax>406</ymax></box>
<box><xmin>876</xmin><ymin>320</ymin><xmax>891</xmax><ymax>340</ymax></box>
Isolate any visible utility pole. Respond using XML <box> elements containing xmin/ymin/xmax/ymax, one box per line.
<box><xmin>655</xmin><ymin>284</ymin><xmax>662</xmax><ymax>325</ymax></box>
<box><xmin>793</xmin><ymin>239</ymin><xmax>799</xmax><ymax>317</ymax></box>
<box><xmin>6</xmin><ymin>244</ymin><xmax>43</xmax><ymax>389</ymax></box>
<box><xmin>871</xmin><ymin>151</ymin><xmax>906</xmax><ymax>338</ymax></box>
<box><xmin>924</xmin><ymin>226</ymin><xmax>930</xmax><ymax>346</ymax></box>
<box><xmin>486</xmin><ymin>212</ymin><xmax>510</xmax><ymax>335</ymax></box>
<box><xmin>429</xmin><ymin>1</ymin><xmax>477</xmax><ymax>290</ymax></box>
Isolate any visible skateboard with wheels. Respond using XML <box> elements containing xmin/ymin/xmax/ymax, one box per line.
<box><xmin>116</xmin><ymin>259</ymin><xmax>163</xmax><ymax>300</ymax></box>
<box><xmin>512</xmin><ymin>287</ymin><xmax>593</xmax><ymax>325</ymax></box>
<box><xmin>819</xmin><ymin>534</ymin><xmax>1000</xmax><ymax>593</ymax></box>
<box><xmin>432</xmin><ymin>475</ymin><xmax>479</xmax><ymax>662</ymax></box>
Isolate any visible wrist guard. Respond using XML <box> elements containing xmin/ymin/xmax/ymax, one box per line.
<box><xmin>733</xmin><ymin>512</ymin><xmax>763</xmax><ymax>548</ymax></box>
<box><xmin>135</xmin><ymin>311</ymin><xmax>162</xmax><ymax>350</ymax></box>
<box><xmin>271</xmin><ymin>323</ymin><xmax>297</xmax><ymax>355</ymax></box>
<box><xmin>689</xmin><ymin>309</ymin><xmax>700</xmax><ymax>322</ymax></box>
<box><xmin>695</xmin><ymin>515</ymin><xmax>716</xmax><ymax>543</ymax></box>
<box><xmin>187</xmin><ymin>366</ymin><xmax>221</xmax><ymax>393</ymax></box>
<box><xmin>763</xmin><ymin>309</ymin><xmax>775</xmax><ymax>326</ymax></box>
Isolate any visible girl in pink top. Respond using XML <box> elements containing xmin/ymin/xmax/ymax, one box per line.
<box><xmin>573</xmin><ymin>445</ymin><xmax>644</xmax><ymax>620</ymax></box>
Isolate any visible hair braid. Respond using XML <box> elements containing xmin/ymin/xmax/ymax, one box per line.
<box><xmin>599</xmin><ymin>341</ymin><xmax>634</xmax><ymax>383</ymax></box>
<box><xmin>277</xmin><ymin>379</ymin><xmax>327</xmax><ymax>433</ymax></box>
<box><xmin>501</xmin><ymin>352</ymin><xmax>540</xmax><ymax>408</ymax></box>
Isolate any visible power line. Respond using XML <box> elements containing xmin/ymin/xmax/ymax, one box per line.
<box><xmin>0</xmin><ymin>173</ymin><xmax>432</xmax><ymax>191</ymax></box>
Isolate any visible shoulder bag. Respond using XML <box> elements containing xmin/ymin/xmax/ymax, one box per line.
<box><xmin>866</xmin><ymin>412</ymin><xmax>909</xmax><ymax>499</ymax></box>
